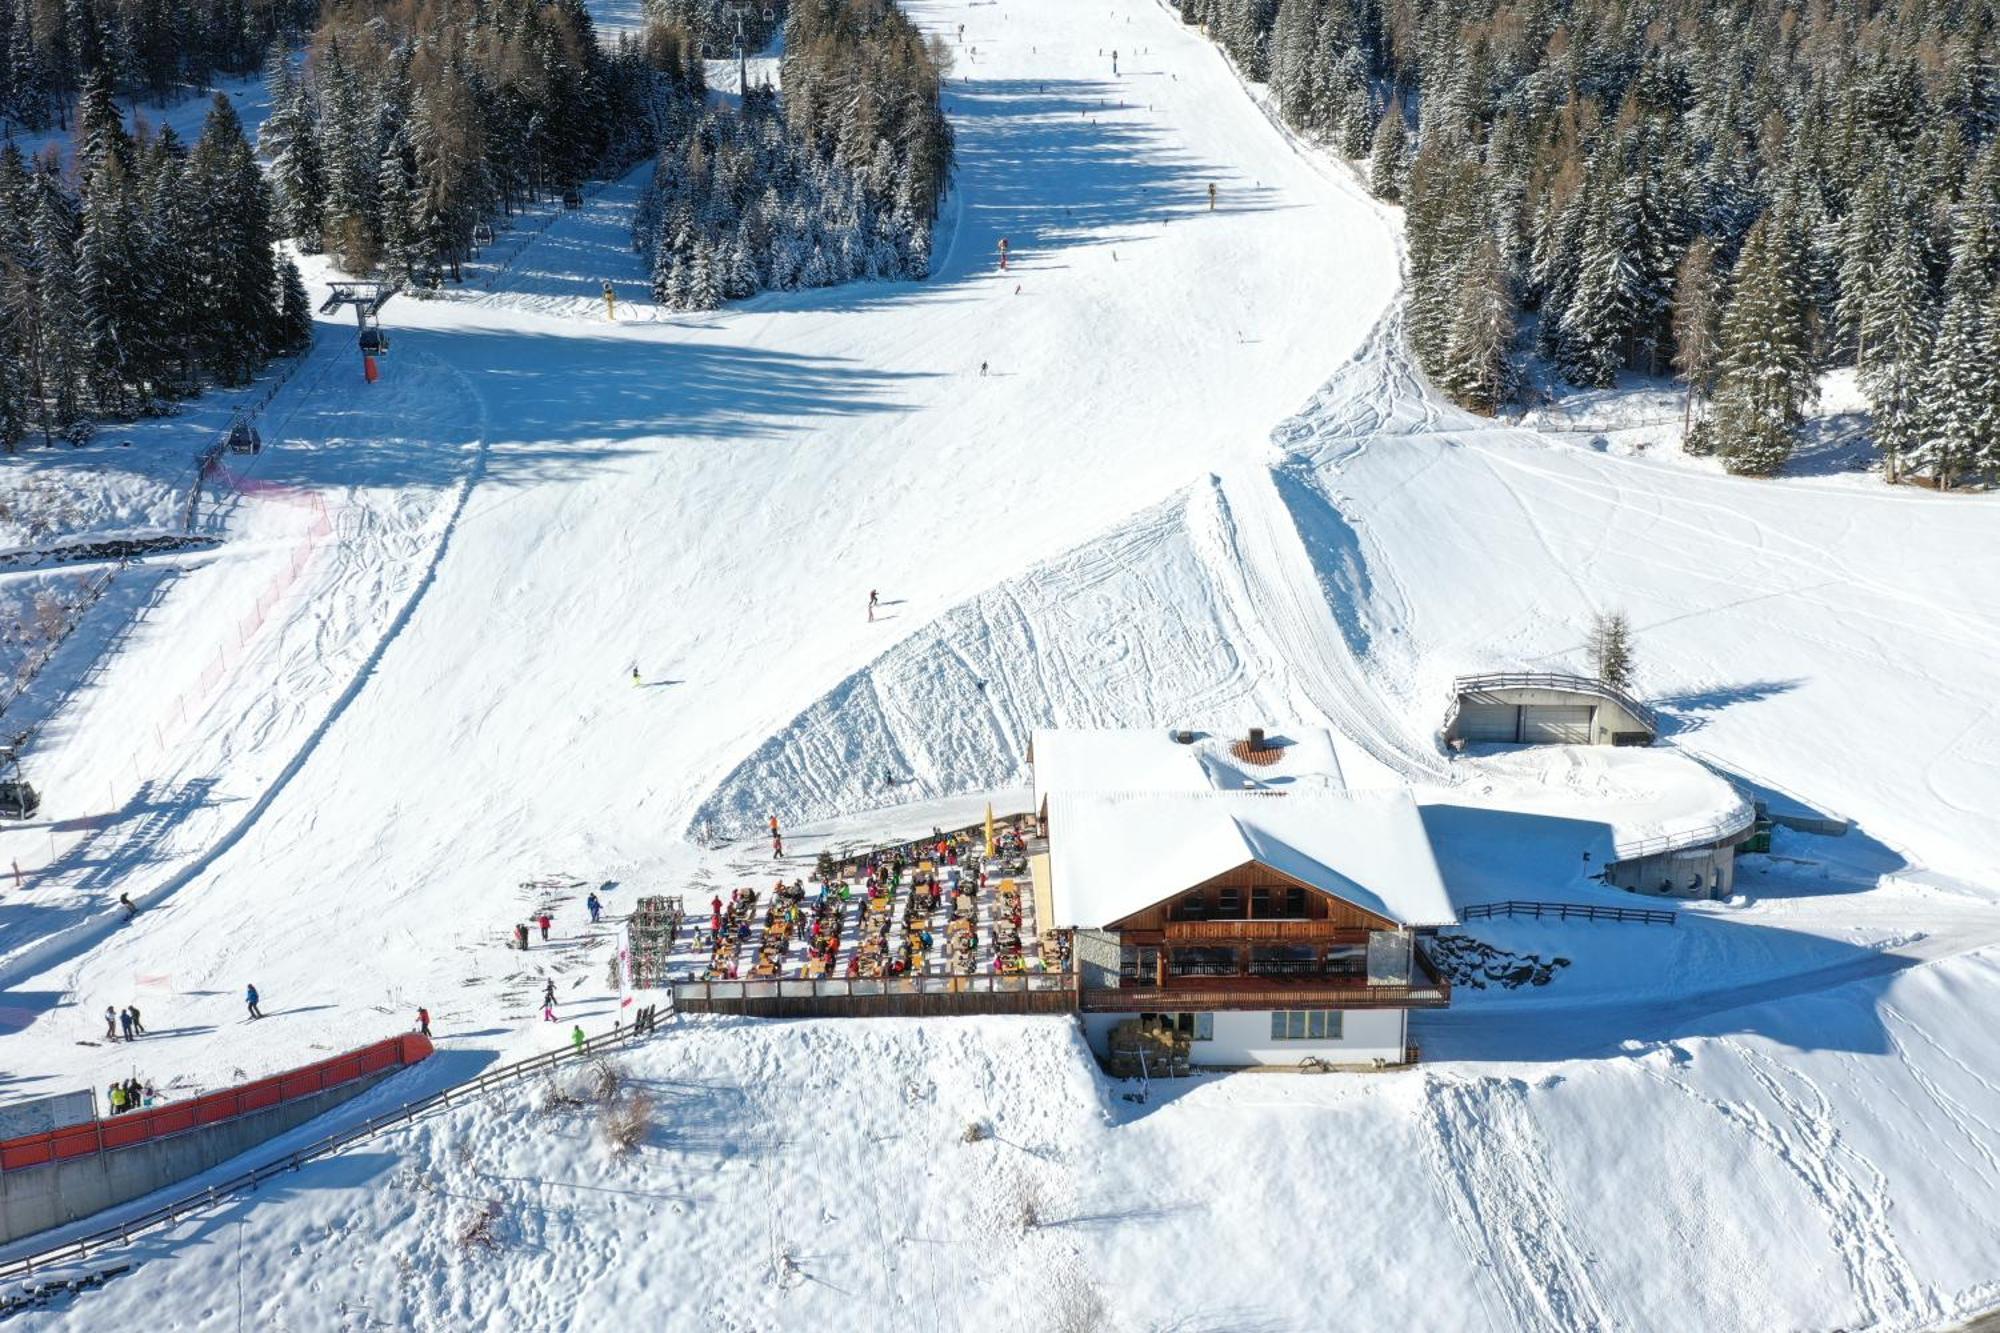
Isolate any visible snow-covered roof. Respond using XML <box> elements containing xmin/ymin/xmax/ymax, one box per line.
<box><xmin>1046</xmin><ymin>788</ymin><xmax>1453</xmax><ymax>929</ymax></box>
<box><xmin>1029</xmin><ymin>727</ymin><xmax>1346</xmax><ymax>814</ymax></box>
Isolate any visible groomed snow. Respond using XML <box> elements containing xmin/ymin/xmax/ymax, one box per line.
<box><xmin>1</xmin><ymin>0</ymin><xmax>1999</xmax><ymax>1327</ymax></box>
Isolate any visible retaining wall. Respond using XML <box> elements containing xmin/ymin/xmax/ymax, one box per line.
<box><xmin>0</xmin><ymin>1037</ymin><xmax>428</xmax><ymax>1246</ymax></box>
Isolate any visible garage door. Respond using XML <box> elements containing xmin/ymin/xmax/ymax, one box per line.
<box><xmin>1521</xmin><ymin>705</ymin><xmax>1594</xmax><ymax>744</ymax></box>
<box><xmin>1457</xmin><ymin>703</ymin><xmax>1519</xmax><ymax>743</ymax></box>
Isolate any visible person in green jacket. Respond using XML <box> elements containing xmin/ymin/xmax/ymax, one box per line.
<box><xmin>571</xmin><ymin>1025</ymin><xmax>585</xmax><ymax>1054</ymax></box>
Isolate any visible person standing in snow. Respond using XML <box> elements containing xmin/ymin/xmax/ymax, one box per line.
<box><xmin>603</xmin><ymin>281</ymin><xmax>618</xmax><ymax>322</ymax></box>
<box><xmin>538</xmin><ymin>912</ymin><xmax>552</xmax><ymax>942</ymax></box>
<box><xmin>515</xmin><ymin>922</ymin><xmax>530</xmax><ymax>951</ymax></box>
<box><xmin>245</xmin><ymin>984</ymin><xmax>263</xmax><ymax>1019</ymax></box>
<box><xmin>570</xmin><ymin>1025</ymin><xmax>585</xmax><ymax>1054</ymax></box>
<box><xmin>772</xmin><ymin>831</ymin><xmax>784</xmax><ymax>858</ymax></box>
<box><xmin>980</xmin><ymin>360</ymin><xmax>988</xmax><ymax>376</ymax></box>
<box><xmin>104</xmin><ymin>1005</ymin><xmax>119</xmax><ymax>1041</ymax></box>
<box><xmin>631</xmin><ymin>663</ymin><xmax>641</xmax><ymax>686</ymax></box>
<box><xmin>586</xmin><ymin>892</ymin><xmax>602</xmax><ymax>924</ymax></box>
<box><xmin>416</xmin><ymin>1007</ymin><xmax>431</xmax><ymax>1037</ymax></box>
<box><xmin>119</xmin><ymin>1007</ymin><xmax>134</xmax><ymax>1040</ymax></box>
<box><xmin>128</xmin><ymin>1004</ymin><xmax>145</xmax><ymax>1037</ymax></box>
<box><xmin>120</xmin><ymin>893</ymin><xmax>137</xmax><ymax>919</ymax></box>
<box><xmin>543</xmin><ymin>978</ymin><xmax>557</xmax><ymax>1010</ymax></box>
<box><xmin>1208</xmin><ymin>181</ymin><xmax>1217</xmax><ymax>211</ymax></box>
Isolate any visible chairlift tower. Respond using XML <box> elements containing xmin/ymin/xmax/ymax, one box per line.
<box><xmin>320</xmin><ymin>281</ymin><xmax>396</xmax><ymax>382</ymax></box>
<box><xmin>724</xmin><ymin>2</ymin><xmax>750</xmax><ymax>95</ymax></box>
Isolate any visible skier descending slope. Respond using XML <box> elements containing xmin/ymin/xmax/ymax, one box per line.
<box><xmin>245</xmin><ymin>984</ymin><xmax>262</xmax><ymax>1019</ymax></box>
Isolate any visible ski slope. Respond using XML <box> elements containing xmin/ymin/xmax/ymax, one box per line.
<box><xmin>2</xmin><ymin>0</ymin><xmax>2000</xmax><ymax>1326</ymax></box>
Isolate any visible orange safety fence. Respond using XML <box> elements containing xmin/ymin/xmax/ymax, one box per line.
<box><xmin>0</xmin><ymin>1034</ymin><xmax>432</xmax><ymax>1171</ymax></box>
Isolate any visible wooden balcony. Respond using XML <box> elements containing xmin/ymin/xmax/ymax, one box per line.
<box><xmin>1162</xmin><ymin>919</ymin><xmax>1359</xmax><ymax>943</ymax></box>
<box><xmin>1081</xmin><ymin>975</ymin><xmax>1449</xmax><ymax>1012</ymax></box>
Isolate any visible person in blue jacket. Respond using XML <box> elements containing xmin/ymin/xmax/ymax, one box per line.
<box><xmin>245</xmin><ymin>984</ymin><xmax>263</xmax><ymax>1019</ymax></box>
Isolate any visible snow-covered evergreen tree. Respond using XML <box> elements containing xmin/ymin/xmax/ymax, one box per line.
<box><xmin>1711</xmin><ymin>213</ymin><xmax>1815</xmax><ymax>476</ymax></box>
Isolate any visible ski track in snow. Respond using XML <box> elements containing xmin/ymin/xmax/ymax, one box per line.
<box><xmin>1422</xmin><ymin>1075</ymin><xmax>1617</xmax><ymax>1333</ymax></box>
<box><xmin>1635</xmin><ymin>1044</ymin><xmax>1937</xmax><ymax>1330</ymax></box>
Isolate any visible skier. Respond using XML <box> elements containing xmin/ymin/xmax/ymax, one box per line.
<box><xmin>119</xmin><ymin>1006</ymin><xmax>134</xmax><ymax>1040</ymax></box>
<box><xmin>245</xmin><ymin>983</ymin><xmax>262</xmax><ymax>1019</ymax></box>
<box><xmin>570</xmin><ymin>1025</ymin><xmax>586</xmax><ymax>1054</ymax></box>
<box><xmin>772</xmin><ymin>830</ymin><xmax>784</xmax><ymax>858</ymax></box>
<box><xmin>128</xmin><ymin>1004</ymin><xmax>145</xmax><ymax>1036</ymax></box>
<box><xmin>543</xmin><ymin>978</ymin><xmax>557</xmax><ymax>1010</ymax></box>
<box><xmin>416</xmin><ymin>1006</ymin><xmax>431</xmax><ymax>1037</ymax></box>
<box><xmin>515</xmin><ymin>922</ymin><xmax>531</xmax><ymax>951</ymax></box>
<box><xmin>1112</xmin><ymin>49</ymin><xmax>1119</xmax><ymax>75</ymax></box>
<box><xmin>980</xmin><ymin>361</ymin><xmax>989</xmax><ymax>377</ymax></box>
<box><xmin>631</xmin><ymin>664</ymin><xmax>641</xmax><ymax>687</ymax></box>
<box><xmin>119</xmin><ymin>893</ymin><xmax>137</xmax><ymax>920</ymax></box>
<box><xmin>538</xmin><ymin>912</ymin><xmax>552</xmax><ymax>942</ymax></box>
<box><xmin>768</xmin><ymin>814</ymin><xmax>780</xmax><ymax>839</ymax></box>
<box><xmin>869</xmin><ymin>589</ymin><xmax>879</xmax><ymax>617</ymax></box>
<box><xmin>586</xmin><ymin>891</ymin><xmax>602</xmax><ymax>924</ymax></box>
<box><xmin>1208</xmin><ymin>181</ymin><xmax>1217</xmax><ymax>211</ymax></box>
<box><xmin>603</xmin><ymin>280</ymin><xmax>617</xmax><ymax>321</ymax></box>
<box><xmin>104</xmin><ymin>1005</ymin><xmax>119</xmax><ymax>1041</ymax></box>
<box><xmin>109</xmin><ymin>1082</ymin><xmax>127</xmax><ymax>1114</ymax></box>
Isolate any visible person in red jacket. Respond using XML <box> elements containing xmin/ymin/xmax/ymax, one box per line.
<box><xmin>416</xmin><ymin>1007</ymin><xmax>431</xmax><ymax>1037</ymax></box>
<box><xmin>537</xmin><ymin>912</ymin><xmax>553</xmax><ymax>942</ymax></box>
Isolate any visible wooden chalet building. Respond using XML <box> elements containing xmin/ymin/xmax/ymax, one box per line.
<box><xmin>1029</xmin><ymin>728</ymin><xmax>1454</xmax><ymax>1068</ymax></box>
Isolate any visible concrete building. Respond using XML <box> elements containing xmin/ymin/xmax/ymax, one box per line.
<box><xmin>1445</xmin><ymin>672</ymin><xmax>1658</xmax><ymax>747</ymax></box>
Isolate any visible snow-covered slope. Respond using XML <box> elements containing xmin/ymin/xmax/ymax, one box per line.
<box><xmin>17</xmin><ymin>993</ymin><xmax>2000</xmax><ymax>1332</ymax></box>
<box><xmin>2</xmin><ymin>0</ymin><xmax>2000</xmax><ymax>1326</ymax></box>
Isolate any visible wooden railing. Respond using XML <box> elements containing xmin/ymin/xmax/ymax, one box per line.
<box><xmin>672</xmin><ymin>971</ymin><xmax>1078</xmax><ymax>1018</ymax></box>
<box><xmin>1460</xmin><ymin>899</ymin><xmax>1677</xmax><ymax>926</ymax></box>
<box><xmin>1081</xmin><ymin>977</ymin><xmax>1450</xmax><ymax>1012</ymax></box>
<box><xmin>1163</xmin><ymin>919</ymin><xmax>1350</xmax><ymax>942</ymax></box>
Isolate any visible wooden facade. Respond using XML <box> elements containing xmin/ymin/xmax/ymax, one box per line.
<box><xmin>1104</xmin><ymin>859</ymin><xmax>1398</xmax><ymax>933</ymax></box>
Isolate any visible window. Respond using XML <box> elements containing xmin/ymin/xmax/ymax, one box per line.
<box><xmin>1139</xmin><ymin>1012</ymin><xmax>1214</xmax><ymax>1041</ymax></box>
<box><xmin>1217</xmin><ymin>886</ymin><xmax>1243</xmax><ymax>916</ymax></box>
<box><xmin>1269</xmin><ymin>1010</ymin><xmax>1343</xmax><ymax>1041</ymax></box>
<box><xmin>1120</xmin><ymin>946</ymin><xmax>1159</xmax><ymax>984</ymax></box>
<box><xmin>1172</xmin><ymin>892</ymin><xmax>1207</xmax><ymax>922</ymax></box>
<box><xmin>1169</xmin><ymin>947</ymin><xmax>1238</xmax><ymax>977</ymax></box>
<box><xmin>1322</xmin><ymin>944</ymin><xmax>1367</xmax><ymax>977</ymax></box>
<box><xmin>1251</xmin><ymin>887</ymin><xmax>1271</xmax><ymax>917</ymax></box>
<box><xmin>1283</xmin><ymin>886</ymin><xmax>1307</xmax><ymax>917</ymax></box>
<box><xmin>1249</xmin><ymin>945</ymin><xmax>1316</xmax><ymax>977</ymax></box>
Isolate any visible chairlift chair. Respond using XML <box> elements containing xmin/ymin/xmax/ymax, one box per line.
<box><xmin>226</xmin><ymin>420</ymin><xmax>261</xmax><ymax>454</ymax></box>
<box><xmin>562</xmin><ymin>187</ymin><xmax>583</xmax><ymax>209</ymax></box>
<box><xmin>0</xmin><ymin>779</ymin><xmax>40</xmax><ymax>820</ymax></box>
<box><xmin>358</xmin><ymin>327</ymin><xmax>390</xmax><ymax>356</ymax></box>
<box><xmin>473</xmin><ymin>221</ymin><xmax>495</xmax><ymax>247</ymax></box>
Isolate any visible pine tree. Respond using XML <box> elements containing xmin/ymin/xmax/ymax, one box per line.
<box><xmin>29</xmin><ymin>171</ymin><xmax>91</xmax><ymax>442</ymax></box>
<box><xmin>1368</xmin><ymin>101</ymin><xmax>1407</xmax><ymax>202</ymax></box>
<box><xmin>77</xmin><ymin>152</ymin><xmax>148</xmax><ymax>415</ymax></box>
<box><xmin>1671</xmin><ymin>237</ymin><xmax>1721</xmax><ymax>452</ymax></box>
<box><xmin>1589</xmin><ymin>611</ymin><xmax>1635</xmax><ymax>689</ymax></box>
<box><xmin>1440</xmin><ymin>234</ymin><xmax>1516</xmax><ymax>413</ymax></box>
<box><xmin>264</xmin><ymin>78</ymin><xmax>326</xmax><ymax>251</ymax></box>
<box><xmin>1710</xmin><ymin>212</ymin><xmax>1815</xmax><ymax>476</ymax></box>
<box><xmin>275</xmin><ymin>257</ymin><xmax>313</xmax><ymax>355</ymax></box>
<box><xmin>1857</xmin><ymin>225</ymin><xmax>1933</xmax><ymax>483</ymax></box>
<box><xmin>1920</xmin><ymin>246</ymin><xmax>1990</xmax><ymax>489</ymax></box>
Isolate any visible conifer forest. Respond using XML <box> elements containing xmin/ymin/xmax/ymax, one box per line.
<box><xmin>1178</xmin><ymin>0</ymin><xmax>2000</xmax><ymax>484</ymax></box>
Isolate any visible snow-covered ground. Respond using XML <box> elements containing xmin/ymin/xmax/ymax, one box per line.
<box><xmin>1</xmin><ymin>0</ymin><xmax>1999</xmax><ymax>1327</ymax></box>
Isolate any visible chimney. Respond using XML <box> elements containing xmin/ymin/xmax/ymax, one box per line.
<box><xmin>1247</xmin><ymin>727</ymin><xmax>1265</xmax><ymax>750</ymax></box>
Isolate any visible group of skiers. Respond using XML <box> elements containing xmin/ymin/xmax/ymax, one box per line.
<box><xmin>106</xmin><ymin>1077</ymin><xmax>156</xmax><ymax>1115</ymax></box>
<box><xmin>101</xmin><ymin>1004</ymin><xmax>146</xmax><ymax>1041</ymax></box>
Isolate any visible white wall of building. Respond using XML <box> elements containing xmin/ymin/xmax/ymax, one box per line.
<box><xmin>1082</xmin><ymin>1008</ymin><xmax>1408</xmax><ymax>1068</ymax></box>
